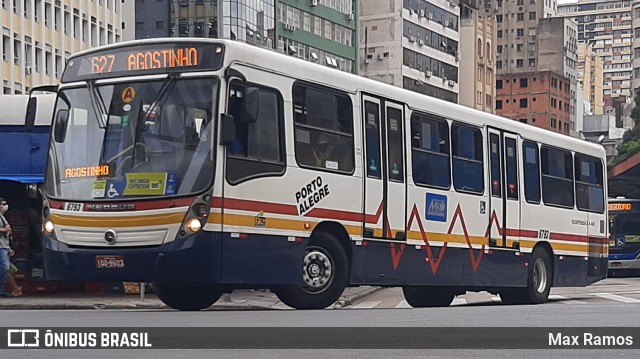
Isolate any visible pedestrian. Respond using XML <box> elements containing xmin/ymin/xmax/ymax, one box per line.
<box><xmin>0</xmin><ymin>197</ymin><xmax>13</xmax><ymax>297</ymax></box>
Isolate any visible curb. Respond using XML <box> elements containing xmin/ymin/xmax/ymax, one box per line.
<box><xmin>334</xmin><ymin>286</ymin><xmax>385</xmax><ymax>309</ymax></box>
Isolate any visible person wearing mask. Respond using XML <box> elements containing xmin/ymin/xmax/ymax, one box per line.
<box><xmin>0</xmin><ymin>197</ymin><xmax>13</xmax><ymax>297</ymax></box>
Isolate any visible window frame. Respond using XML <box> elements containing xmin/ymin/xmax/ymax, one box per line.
<box><xmin>410</xmin><ymin>112</ymin><xmax>451</xmax><ymax>190</ymax></box>
<box><xmin>522</xmin><ymin>140</ymin><xmax>541</xmax><ymax>204</ymax></box>
<box><xmin>574</xmin><ymin>153</ymin><xmax>605</xmax><ymax>214</ymax></box>
<box><xmin>451</xmin><ymin>122</ymin><xmax>484</xmax><ymax>195</ymax></box>
<box><xmin>292</xmin><ymin>81</ymin><xmax>355</xmax><ymax>175</ymax></box>
<box><xmin>540</xmin><ymin>145</ymin><xmax>575</xmax><ymax>209</ymax></box>
<box><xmin>225</xmin><ymin>81</ymin><xmax>287</xmax><ymax>185</ymax></box>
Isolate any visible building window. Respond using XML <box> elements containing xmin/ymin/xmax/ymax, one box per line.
<box><xmin>517</xmin><ymin>59</ymin><xmax>523</xmax><ymax>68</ymax></box>
<box><xmin>520</xmin><ymin>98</ymin><xmax>528</xmax><ymax>108</ymax></box>
<box><xmin>520</xmin><ymin>78</ymin><xmax>528</xmax><ymax>88</ymax></box>
<box><xmin>517</xmin><ymin>13</ymin><xmax>524</xmax><ymax>21</ymax></box>
<box><xmin>529</xmin><ymin>12</ymin><xmax>537</xmax><ymax>20</ymax></box>
<box><xmin>497</xmin><ymin>30</ymin><xmax>502</xmax><ymax>38</ymax></box>
<box><xmin>496</xmin><ymin>79</ymin><xmax>502</xmax><ymax>89</ymax></box>
<box><xmin>496</xmin><ymin>100</ymin><xmax>503</xmax><ymax>109</ymax></box>
<box><xmin>529</xmin><ymin>58</ymin><xmax>535</xmax><ymax>67</ymax></box>
<box><xmin>517</xmin><ymin>29</ymin><xmax>524</xmax><ymax>37</ymax></box>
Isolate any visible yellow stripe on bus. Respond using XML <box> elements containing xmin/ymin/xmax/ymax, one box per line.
<box><xmin>50</xmin><ymin>212</ymin><xmax>185</xmax><ymax>227</ymax></box>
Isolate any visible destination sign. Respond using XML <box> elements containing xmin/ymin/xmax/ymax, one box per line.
<box><xmin>608</xmin><ymin>203</ymin><xmax>633</xmax><ymax>211</ymax></box>
<box><xmin>62</xmin><ymin>43</ymin><xmax>224</xmax><ymax>82</ymax></box>
<box><xmin>65</xmin><ymin>165</ymin><xmax>110</xmax><ymax>178</ymax></box>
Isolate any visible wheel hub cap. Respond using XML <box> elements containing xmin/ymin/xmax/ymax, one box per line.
<box><xmin>302</xmin><ymin>249</ymin><xmax>333</xmax><ymax>291</ymax></box>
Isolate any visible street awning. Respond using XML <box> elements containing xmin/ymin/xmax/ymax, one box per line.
<box><xmin>0</xmin><ymin>175</ymin><xmax>44</xmax><ymax>184</ymax></box>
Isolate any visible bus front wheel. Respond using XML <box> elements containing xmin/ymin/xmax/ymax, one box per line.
<box><xmin>274</xmin><ymin>232</ymin><xmax>349</xmax><ymax>309</ymax></box>
<box><xmin>154</xmin><ymin>281</ymin><xmax>223</xmax><ymax>311</ymax></box>
<box><xmin>500</xmin><ymin>247</ymin><xmax>552</xmax><ymax>305</ymax></box>
<box><xmin>402</xmin><ymin>286</ymin><xmax>456</xmax><ymax>307</ymax></box>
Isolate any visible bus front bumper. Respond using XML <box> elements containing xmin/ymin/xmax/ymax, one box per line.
<box><xmin>41</xmin><ymin>232</ymin><xmax>222</xmax><ymax>283</ymax></box>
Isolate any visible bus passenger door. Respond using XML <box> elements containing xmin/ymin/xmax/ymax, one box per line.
<box><xmin>487</xmin><ymin>128</ymin><xmax>521</xmax><ymax>248</ymax></box>
<box><xmin>361</xmin><ymin>95</ymin><xmax>407</xmax><ymax>241</ymax></box>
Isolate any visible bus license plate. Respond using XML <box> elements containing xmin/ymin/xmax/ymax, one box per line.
<box><xmin>96</xmin><ymin>255</ymin><xmax>125</xmax><ymax>269</ymax></box>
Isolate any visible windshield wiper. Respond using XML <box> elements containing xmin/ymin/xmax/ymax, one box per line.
<box><xmin>131</xmin><ymin>74</ymin><xmax>178</xmax><ymax>163</ymax></box>
<box><xmin>87</xmin><ymin>80</ymin><xmax>109</xmax><ymax>129</ymax></box>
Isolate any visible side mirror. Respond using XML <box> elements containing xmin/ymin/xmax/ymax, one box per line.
<box><xmin>25</xmin><ymin>84</ymin><xmax>58</xmax><ymax>132</ymax></box>
<box><xmin>53</xmin><ymin>109</ymin><xmax>70</xmax><ymax>143</ymax></box>
<box><xmin>220</xmin><ymin>113</ymin><xmax>236</xmax><ymax>145</ymax></box>
<box><xmin>25</xmin><ymin>97</ymin><xmax>38</xmax><ymax>133</ymax></box>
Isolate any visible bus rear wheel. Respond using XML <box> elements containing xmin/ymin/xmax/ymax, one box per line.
<box><xmin>274</xmin><ymin>232</ymin><xmax>349</xmax><ymax>309</ymax></box>
<box><xmin>402</xmin><ymin>286</ymin><xmax>456</xmax><ymax>307</ymax></box>
<box><xmin>154</xmin><ymin>281</ymin><xmax>223</xmax><ymax>311</ymax></box>
<box><xmin>500</xmin><ymin>247</ymin><xmax>552</xmax><ymax>305</ymax></box>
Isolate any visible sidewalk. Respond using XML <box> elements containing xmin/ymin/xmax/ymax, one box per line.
<box><xmin>0</xmin><ymin>286</ymin><xmax>383</xmax><ymax>310</ymax></box>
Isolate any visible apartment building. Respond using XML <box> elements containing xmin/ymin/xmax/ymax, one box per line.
<box><xmin>1</xmin><ymin>0</ymin><xmax>122</xmax><ymax>94</ymax></box>
<box><xmin>558</xmin><ymin>0</ymin><xmax>633</xmax><ymax>109</ymax></box>
<box><xmin>131</xmin><ymin>1</ymin><xmax>358</xmax><ymax>73</ymax></box>
<box><xmin>458</xmin><ymin>0</ymin><xmax>497</xmax><ymax>113</ymax></box>
<box><xmin>360</xmin><ymin>0</ymin><xmax>460</xmax><ymax>103</ymax></box>
<box><xmin>577</xmin><ymin>42</ymin><xmax>604</xmax><ymax>115</ymax></box>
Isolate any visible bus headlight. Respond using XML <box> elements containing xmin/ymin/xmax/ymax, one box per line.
<box><xmin>184</xmin><ymin>218</ymin><xmax>202</xmax><ymax>234</ymax></box>
<box><xmin>43</xmin><ymin>220</ymin><xmax>55</xmax><ymax>234</ymax></box>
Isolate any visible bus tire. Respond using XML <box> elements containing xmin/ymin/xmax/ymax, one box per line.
<box><xmin>402</xmin><ymin>286</ymin><xmax>455</xmax><ymax>307</ymax></box>
<box><xmin>274</xmin><ymin>232</ymin><xmax>349</xmax><ymax>309</ymax></box>
<box><xmin>500</xmin><ymin>247</ymin><xmax>552</xmax><ymax>305</ymax></box>
<box><xmin>154</xmin><ymin>281</ymin><xmax>223</xmax><ymax>311</ymax></box>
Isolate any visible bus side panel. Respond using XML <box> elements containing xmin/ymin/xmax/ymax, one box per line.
<box><xmin>219</xmin><ymin>233</ymin><xmax>306</xmax><ymax>285</ymax></box>
<box><xmin>553</xmin><ymin>256</ymin><xmax>591</xmax><ymax>287</ymax></box>
<box><xmin>461</xmin><ymin>250</ymin><xmax>527</xmax><ymax>287</ymax></box>
<box><xmin>361</xmin><ymin>241</ymin><xmax>463</xmax><ymax>286</ymax></box>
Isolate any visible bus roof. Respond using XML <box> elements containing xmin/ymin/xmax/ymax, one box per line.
<box><xmin>65</xmin><ymin>38</ymin><xmax>605</xmax><ymax>159</ymax></box>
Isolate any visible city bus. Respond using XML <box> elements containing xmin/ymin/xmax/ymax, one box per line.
<box><xmin>31</xmin><ymin>38</ymin><xmax>608</xmax><ymax>310</ymax></box>
<box><xmin>608</xmin><ymin>198</ymin><xmax>640</xmax><ymax>275</ymax></box>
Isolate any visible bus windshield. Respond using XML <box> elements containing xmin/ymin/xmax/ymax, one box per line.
<box><xmin>610</xmin><ymin>211</ymin><xmax>640</xmax><ymax>249</ymax></box>
<box><xmin>45</xmin><ymin>77</ymin><xmax>218</xmax><ymax>201</ymax></box>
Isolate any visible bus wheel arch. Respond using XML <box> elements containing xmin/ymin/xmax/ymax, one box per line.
<box><xmin>500</xmin><ymin>243</ymin><xmax>553</xmax><ymax>305</ymax></box>
<box><xmin>274</xmin><ymin>227</ymin><xmax>350</xmax><ymax>309</ymax></box>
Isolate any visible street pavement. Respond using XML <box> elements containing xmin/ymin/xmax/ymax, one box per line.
<box><xmin>0</xmin><ymin>286</ymin><xmax>383</xmax><ymax>310</ymax></box>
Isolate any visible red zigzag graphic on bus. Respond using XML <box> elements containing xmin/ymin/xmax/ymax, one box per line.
<box><xmin>403</xmin><ymin>203</ymin><xmax>485</xmax><ymax>273</ymax></box>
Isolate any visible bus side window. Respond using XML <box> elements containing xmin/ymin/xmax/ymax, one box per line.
<box><xmin>451</xmin><ymin>123</ymin><xmax>483</xmax><ymax>194</ymax></box>
<box><xmin>522</xmin><ymin>141</ymin><xmax>540</xmax><ymax>203</ymax></box>
<box><xmin>225</xmin><ymin>82</ymin><xmax>285</xmax><ymax>185</ymax></box>
<box><xmin>575</xmin><ymin>154</ymin><xmax>604</xmax><ymax>213</ymax></box>
<box><xmin>541</xmin><ymin>146</ymin><xmax>574</xmax><ymax>208</ymax></box>
<box><xmin>293</xmin><ymin>83</ymin><xmax>354</xmax><ymax>173</ymax></box>
<box><xmin>411</xmin><ymin>114</ymin><xmax>450</xmax><ymax>189</ymax></box>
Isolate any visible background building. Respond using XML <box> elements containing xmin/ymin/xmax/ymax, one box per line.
<box><xmin>131</xmin><ymin>1</ymin><xmax>358</xmax><ymax>73</ymax></box>
<box><xmin>359</xmin><ymin>0</ymin><xmax>460</xmax><ymax>103</ymax></box>
<box><xmin>458</xmin><ymin>0</ymin><xmax>496</xmax><ymax>113</ymax></box>
<box><xmin>577</xmin><ymin>42</ymin><xmax>604</xmax><ymax>115</ymax></box>
<box><xmin>1</xmin><ymin>0</ymin><xmax>122</xmax><ymax>94</ymax></box>
<box><xmin>558</xmin><ymin>0</ymin><xmax>633</xmax><ymax>110</ymax></box>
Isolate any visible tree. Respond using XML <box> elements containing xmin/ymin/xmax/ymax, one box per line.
<box><xmin>609</xmin><ymin>88</ymin><xmax>640</xmax><ymax>168</ymax></box>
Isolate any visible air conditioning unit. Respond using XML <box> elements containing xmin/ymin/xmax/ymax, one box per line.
<box><xmin>444</xmin><ymin>20</ymin><xmax>449</xmax><ymax>27</ymax></box>
<box><xmin>377</xmin><ymin>53</ymin><xmax>384</xmax><ymax>60</ymax></box>
<box><xmin>428</xmin><ymin>13</ymin><xmax>433</xmax><ymax>20</ymax></box>
<box><xmin>448</xmin><ymin>80</ymin><xmax>455</xmax><ymax>86</ymax></box>
<box><xmin>285</xmin><ymin>23</ymin><xmax>295</xmax><ymax>31</ymax></box>
<box><xmin>425</xmin><ymin>71</ymin><xmax>432</xmax><ymax>77</ymax></box>
<box><xmin>25</xmin><ymin>66</ymin><xmax>32</xmax><ymax>75</ymax></box>
<box><xmin>311</xmin><ymin>0</ymin><xmax>318</xmax><ymax>6</ymax></box>
<box><xmin>420</xmin><ymin>10</ymin><xmax>425</xmax><ymax>17</ymax></box>
<box><xmin>415</xmin><ymin>79</ymin><xmax>423</xmax><ymax>86</ymax></box>
<box><xmin>267</xmin><ymin>38</ymin><xmax>273</xmax><ymax>48</ymax></box>
<box><xmin>348</xmin><ymin>13</ymin><xmax>354</xmax><ymax>21</ymax></box>
<box><xmin>409</xmin><ymin>9</ymin><xmax>415</xmax><ymax>15</ymax></box>
<box><xmin>419</xmin><ymin>39</ymin><xmax>424</xmax><ymax>46</ymax></box>
<box><xmin>409</xmin><ymin>36</ymin><xmax>415</xmax><ymax>42</ymax></box>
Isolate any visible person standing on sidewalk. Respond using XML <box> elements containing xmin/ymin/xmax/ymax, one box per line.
<box><xmin>0</xmin><ymin>197</ymin><xmax>13</xmax><ymax>298</ymax></box>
